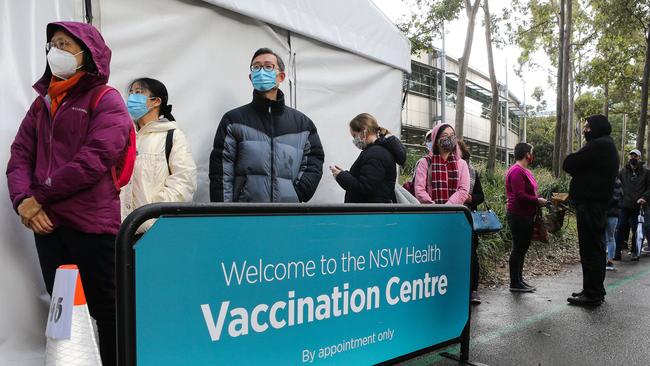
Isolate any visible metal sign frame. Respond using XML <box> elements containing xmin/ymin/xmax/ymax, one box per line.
<box><xmin>116</xmin><ymin>203</ymin><xmax>475</xmax><ymax>366</ymax></box>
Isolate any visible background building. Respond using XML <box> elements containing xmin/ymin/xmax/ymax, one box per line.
<box><xmin>402</xmin><ymin>49</ymin><xmax>526</xmax><ymax>163</ymax></box>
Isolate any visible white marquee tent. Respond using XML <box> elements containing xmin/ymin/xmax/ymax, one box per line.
<box><xmin>0</xmin><ymin>0</ymin><xmax>410</xmax><ymax>363</ymax></box>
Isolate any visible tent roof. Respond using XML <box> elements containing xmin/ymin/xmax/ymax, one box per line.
<box><xmin>202</xmin><ymin>0</ymin><xmax>411</xmax><ymax>73</ymax></box>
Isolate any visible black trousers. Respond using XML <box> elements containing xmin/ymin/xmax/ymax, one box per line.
<box><xmin>575</xmin><ymin>201</ymin><xmax>608</xmax><ymax>299</ymax></box>
<box><xmin>470</xmin><ymin>232</ymin><xmax>480</xmax><ymax>292</ymax></box>
<box><xmin>35</xmin><ymin>228</ymin><xmax>116</xmax><ymax>366</ymax></box>
<box><xmin>615</xmin><ymin>207</ymin><xmax>638</xmax><ymax>255</ymax></box>
<box><xmin>507</xmin><ymin>212</ymin><xmax>533</xmax><ymax>286</ymax></box>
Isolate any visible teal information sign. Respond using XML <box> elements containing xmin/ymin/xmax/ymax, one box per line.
<box><xmin>135</xmin><ymin>211</ymin><xmax>472</xmax><ymax>365</ymax></box>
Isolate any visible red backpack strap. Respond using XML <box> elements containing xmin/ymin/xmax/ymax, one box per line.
<box><xmin>86</xmin><ymin>84</ymin><xmax>130</xmax><ymax>191</ymax></box>
<box><xmin>89</xmin><ymin>85</ymin><xmax>115</xmax><ymax>117</ymax></box>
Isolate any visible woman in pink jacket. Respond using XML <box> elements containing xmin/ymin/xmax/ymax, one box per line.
<box><xmin>414</xmin><ymin>123</ymin><xmax>470</xmax><ymax>205</ymax></box>
<box><xmin>6</xmin><ymin>22</ymin><xmax>131</xmax><ymax>366</ymax></box>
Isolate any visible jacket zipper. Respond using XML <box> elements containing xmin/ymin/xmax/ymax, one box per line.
<box><xmin>43</xmin><ymin>97</ymin><xmax>63</xmax><ymax>186</ymax></box>
<box><xmin>269</xmin><ymin>105</ymin><xmax>275</xmax><ymax>203</ymax></box>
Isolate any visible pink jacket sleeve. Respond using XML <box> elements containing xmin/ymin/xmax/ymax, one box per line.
<box><xmin>414</xmin><ymin>157</ymin><xmax>433</xmax><ymax>204</ymax></box>
<box><xmin>446</xmin><ymin>158</ymin><xmax>470</xmax><ymax>205</ymax></box>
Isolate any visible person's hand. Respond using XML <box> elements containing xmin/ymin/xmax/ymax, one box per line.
<box><xmin>638</xmin><ymin>198</ymin><xmax>646</xmax><ymax>206</ymax></box>
<box><xmin>28</xmin><ymin>210</ymin><xmax>53</xmax><ymax>235</ymax></box>
<box><xmin>329</xmin><ymin>165</ymin><xmax>343</xmax><ymax>177</ymax></box>
<box><xmin>537</xmin><ymin>197</ymin><xmax>548</xmax><ymax>207</ymax></box>
<box><xmin>465</xmin><ymin>195</ymin><xmax>473</xmax><ymax>204</ymax></box>
<box><xmin>18</xmin><ymin>197</ymin><xmax>42</xmax><ymax>223</ymax></box>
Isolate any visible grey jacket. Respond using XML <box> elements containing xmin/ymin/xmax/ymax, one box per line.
<box><xmin>209</xmin><ymin>90</ymin><xmax>324</xmax><ymax>202</ymax></box>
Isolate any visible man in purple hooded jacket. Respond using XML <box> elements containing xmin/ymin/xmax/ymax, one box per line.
<box><xmin>6</xmin><ymin>21</ymin><xmax>131</xmax><ymax>365</ymax></box>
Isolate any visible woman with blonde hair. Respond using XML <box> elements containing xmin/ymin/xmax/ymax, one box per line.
<box><xmin>330</xmin><ymin>113</ymin><xmax>406</xmax><ymax>202</ymax></box>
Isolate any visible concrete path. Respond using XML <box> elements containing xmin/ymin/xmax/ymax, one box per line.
<box><xmin>400</xmin><ymin>254</ymin><xmax>650</xmax><ymax>366</ymax></box>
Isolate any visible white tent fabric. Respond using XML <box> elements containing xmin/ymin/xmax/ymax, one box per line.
<box><xmin>1</xmin><ymin>2</ymin><xmax>83</xmax><ymax>365</ymax></box>
<box><xmin>289</xmin><ymin>33</ymin><xmax>403</xmax><ymax>201</ymax></box>
<box><xmin>201</xmin><ymin>0</ymin><xmax>411</xmax><ymax>73</ymax></box>
<box><xmin>1</xmin><ymin>0</ymin><xmax>408</xmax><ymax>364</ymax></box>
<box><xmin>102</xmin><ymin>0</ymin><xmax>404</xmax><ymax>204</ymax></box>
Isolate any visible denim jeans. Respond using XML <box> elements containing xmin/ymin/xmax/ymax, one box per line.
<box><xmin>603</xmin><ymin>217</ymin><xmax>617</xmax><ymax>261</ymax></box>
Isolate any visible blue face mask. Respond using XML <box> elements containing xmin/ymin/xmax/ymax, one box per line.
<box><xmin>251</xmin><ymin>69</ymin><xmax>277</xmax><ymax>92</ymax></box>
<box><xmin>127</xmin><ymin>93</ymin><xmax>151</xmax><ymax>120</ymax></box>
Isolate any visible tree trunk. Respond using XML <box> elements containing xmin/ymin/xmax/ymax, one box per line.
<box><xmin>640</xmin><ymin>27</ymin><xmax>650</xmax><ymax>158</ymax></box>
<box><xmin>568</xmin><ymin>66</ymin><xmax>575</xmax><ymax>154</ymax></box>
<box><xmin>454</xmin><ymin>0</ymin><xmax>482</xmax><ymax>139</ymax></box>
<box><xmin>602</xmin><ymin>81</ymin><xmax>609</xmax><ymax>118</ymax></box>
<box><xmin>559</xmin><ymin>0</ymin><xmax>572</xmax><ymax>178</ymax></box>
<box><xmin>484</xmin><ymin>0</ymin><xmax>499</xmax><ymax>176</ymax></box>
<box><xmin>553</xmin><ymin>0</ymin><xmax>565</xmax><ymax>177</ymax></box>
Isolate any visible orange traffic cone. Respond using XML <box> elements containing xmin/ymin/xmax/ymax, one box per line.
<box><xmin>45</xmin><ymin>265</ymin><xmax>102</xmax><ymax>366</ymax></box>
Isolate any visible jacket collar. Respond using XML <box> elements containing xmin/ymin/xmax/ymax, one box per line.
<box><xmin>251</xmin><ymin>89</ymin><xmax>285</xmax><ymax>114</ymax></box>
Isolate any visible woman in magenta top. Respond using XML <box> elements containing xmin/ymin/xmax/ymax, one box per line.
<box><xmin>505</xmin><ymin>143</ymin><xmax>547</xmax><ymax>292</ymax></box>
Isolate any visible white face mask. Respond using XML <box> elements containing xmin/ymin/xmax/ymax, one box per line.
<box><xmin>47</xmin><ymin>47</ymin><xmax>83</xmax><ymax>79</ymax></box>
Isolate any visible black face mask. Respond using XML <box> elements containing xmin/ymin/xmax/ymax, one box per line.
<box><xmin>630</xmin><ymin>158</ymin><xmax>639</xmax><ymax>166</ymax></box>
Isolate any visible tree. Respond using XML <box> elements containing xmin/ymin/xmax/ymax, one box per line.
<box><xmin>526</xmin><ymin>116</ymin><xmax>556</xmax><ymax>170</ymax></box>
<box><xmin>484</xmin><ymin>0</ymin><xmax>500</xmax><ymax>176</ymax></box>
<box><xmin>397</xmin><ymin>0</ymin><xmax>482</xmax><ymax>140</ymax></box>
<box><xmin>583</xmin><ymin>0</ymin><xmax>649</xmax><ymax>155</ymax></box>
<box><xmin>455</xmin><ymin>0</ymin><xmax>483</xmax><ymax>139</ymax></box>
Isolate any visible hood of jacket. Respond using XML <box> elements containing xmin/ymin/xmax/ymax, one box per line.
<box><xmin>428</xmin><ymin>123</ymin><xmax>462</xmax><ymax>158</ymax></box>
<box><xmin>373</xmin><ymin>135</ymin><xmax>406</xmax><ymax>166</ymax></box>
<box><xmin>33</xmin><ymin>21</ymin><xmax>111</xmax><ymax>97</ymax></box>
<box><xmin>138</xmin><ymin>118</ymin><xmax>178</xmax><ymax>134</ymax></box>
<box><xmin>585</xmin><ymin>114</ymin><xmax>612</xmax><ymax>141</ymax></box>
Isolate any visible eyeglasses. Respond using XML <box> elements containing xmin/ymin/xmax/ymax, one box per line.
<box><xmin>46</xmin><ymin>38</ymin><xmax>75</xmax><ymax>52</ymax></box>
<box><xmin>250</xmin><ymin>64</ymin><xmax>278</xmax><ymax>72</ymax></box>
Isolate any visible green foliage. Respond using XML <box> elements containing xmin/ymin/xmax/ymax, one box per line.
<box><xmin>396</xmin><ymin>0</ymin><xmax>465</xmax><ymax>54</ymax></box>
<box><xmin>574</xmin><ymin>92</ymin><xmax>603</xmax><ymax>121</ymax></box>
<box><xmin>526</xmin><ymin>116</ymin><xmax>556</xmax><ymax>170</ymax></box>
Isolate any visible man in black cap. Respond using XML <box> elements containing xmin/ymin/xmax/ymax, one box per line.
<box><xmin>563</xmin><ymin>114</ymin><xmax>619</xmax><ymax>306</ymax></box>
<box><xmin>615</xmin><ymin>148</ymin><xmax>650</xmax><ymax>261</ymax></box>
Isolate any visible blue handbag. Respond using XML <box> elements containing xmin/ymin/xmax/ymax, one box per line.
<box><xmin>471</xmin><ymin>202</ymin><xmax>502</xmax><ymax>233</ymax></box>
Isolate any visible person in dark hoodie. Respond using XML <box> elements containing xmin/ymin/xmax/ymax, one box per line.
<box><xmin>6</xmin><ymin>22</ymin><xmax>131</xmax><ymax>365</ymax></box>
<box><xmin>614</xmin><ymin>149</ymin><xmax>650</xmax><ymax>261</ymax></box>
<box><xmin>330</xmin><ymin>113</ymin><xmax>406</xmax><ymax>203</ymax></box>
<box><xmin>563</xmin><ymin>114</ymin><xmax>619</xmax><ymax>307</ymax></box>
<box><xmin>458</xmin><ymin>140</ymin><xmax>485</xmax><ymax>304</ymax></box>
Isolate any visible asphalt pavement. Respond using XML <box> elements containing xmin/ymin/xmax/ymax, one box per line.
<box><xmin>399</xmin><ymin>253</ymin><xmax>650</xmax><ymax>366</ymax></box>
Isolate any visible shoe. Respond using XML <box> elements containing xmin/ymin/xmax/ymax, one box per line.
<box><xmin>613</xmin><ymin>254</ymin><xmax>621</xmax><ymax>261</ymax></box>
<box><xmin>521</xmin><ymin>280</ymin><xmax>537</xmax><ymax>291</ymax></box>
<box><xmin>642</xmin><ymin>247</ymin><xmax>650</xmax><ymax>255</ymax></box>
<box><xmin>606</xmin><ymin>263</ymin><xmax>615</xmax><ymax>271</ymax></box>
<box><xmin>510</xmin><ymin>284</ymin><xmax>535</xmax><ymax>293</ymax></box>
<box><xmin>567</xmin><ymin>294</ymin><xmax>603</xmax><ymax>306</ymax></box>
<box><xmin>631</xmin><ymin>255</ymin><xmax>640</xmax><ymax>262</ymax></box>
<box><xmin>470</xmin><ymin>291</ymin><xmax>482</xmax><ymax>305</ymax></box>
<box><xmin>571</xmin><ymin>289</ymin><xmax>584</xmax><ymax>297</ymax></box>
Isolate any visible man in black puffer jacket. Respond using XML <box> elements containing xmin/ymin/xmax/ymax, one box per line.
<box><xmin>563</xmin><ymin>114</ymin><xmax>619</xmax><ymax>306</ymax></box>
<box><xmin>209</xmin><ymin>48</ymin><xmax>324</xmax><ymax>202</ymax></box>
